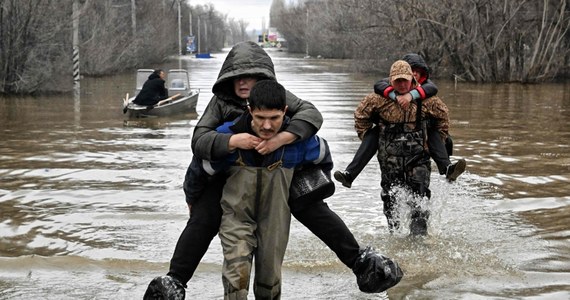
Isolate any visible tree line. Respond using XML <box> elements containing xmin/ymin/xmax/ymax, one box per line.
<box><xmin>2</xmin><ymin>0</ymin><xmax>568</xmax><ymax>94</ymax></box>
<box><xmin>270</xmin><ymin>0</ymin><xmax>569</xmax><ymax>83</ymax></box>
<box><xmin>0</xmin><ymin>0</ymin><xmax>250</xmax><ymax>94</ymax></box>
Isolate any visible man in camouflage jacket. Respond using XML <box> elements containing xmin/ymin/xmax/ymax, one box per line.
<box><xmin>354</xmin><ymin>60</ymin><xmax>449</xmax><ymax>236</ymax></box>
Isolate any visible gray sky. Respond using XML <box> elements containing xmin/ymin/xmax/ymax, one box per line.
<box><xmin>190</xmin><ymin>0</ymin><xmax>273</xmax><ymax>32</ymax></box>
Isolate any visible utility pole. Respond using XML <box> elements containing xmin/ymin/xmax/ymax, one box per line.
<box><xmin>204</xmin><ymin>21</ymin><xmax>208</xmax><ymax>53</ymax></box>
<box><xmin>131</xmin><ymin>0</ymin><xmax>136</xmax><ymax>37</ymax></box>
<box><xmin>189</xmin><ymin>11</ymin><xmax>193</xmax><ymax>36</ymax></box>
<box><xmin>72</xmin><ymin>0</ymin><xmax>80</xmax><ymax>97</ymax></box>
<box><xmin>305</xmin><ymin>3</ymin><xmax>309</xmax><ymax>57</ymax></box>
<box><xmin>262</xmin><ymin>16</ymin><xmax>266</xmax><ymax>36</ymax></box>
<box><xmin>177</xmin><ymin>0</ymin><xmax>182</xmax><ymax>56</ymax></box>
<box><xmin>197</xmin><ymin>16</ymin><xmax>201</xmax><ymax>53</ymax></box>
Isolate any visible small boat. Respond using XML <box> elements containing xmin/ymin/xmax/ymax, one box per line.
<box><xmin>123</xmin><ymin>69</ymin><xmax>200</xmax><ymax>118</ymax></box>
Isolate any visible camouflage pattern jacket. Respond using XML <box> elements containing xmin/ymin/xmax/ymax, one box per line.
<box><xmin>354</xmin><ymin>93</ymin><xmax>450</xmax><ymax>146</ymax></box>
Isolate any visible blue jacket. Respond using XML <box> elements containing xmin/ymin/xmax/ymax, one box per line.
<box><xmin>202</xmin><ymin>112</ymin><xmax>329</xmax><ymax>175</ymax></box>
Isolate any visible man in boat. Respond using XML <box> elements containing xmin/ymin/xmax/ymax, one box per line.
<box><xmin>143</xmin><ymin>41</ymin><xmax>403</xmax><ymax>299</ymax></box>
<box><xmin>133</xmin><ymin>69</ymin><xmax>168</xmax><ymax>106</ymax></box>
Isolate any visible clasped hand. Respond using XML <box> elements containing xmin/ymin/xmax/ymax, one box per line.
<box><xmin>396</xmin><ymin>93</ymin><xmax>413</xmax><ymax>110</ymax></box>
<box><xmin>229</xmin><ymin>133</ymin><xmax>263</xmax><ymax>150</ymax></box>
<box><xmin>229</xmin><ymin>132</ymin><xmax>296</xmax><ymax>155</ymax></box>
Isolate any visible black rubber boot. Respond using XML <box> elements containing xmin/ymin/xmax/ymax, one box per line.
<box><xmin>410</xmin><ymin>210</ymin><xmax>429</xmax><ymax>236</ymax></box>
<box><xmin>446</xmin><ymin>158</ymin><xmax>466</xmax><ymax>182</ymax></box>
<box><xmin>352</xmin><ymin>246</ymin><xmax>404</xmax><ymax>293</ymax></box>
<box><xmin>143</xmin><ymin>275</ymin><xmax>185</xmax><ymax>300</ymax></box>
<box><xmin>333</xmin><ymin>170</ymin><xmax>353</xmax><ymax>188</ymax></box>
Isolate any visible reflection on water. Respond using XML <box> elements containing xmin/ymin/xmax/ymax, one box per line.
<box><xmin>1</xmin><ymin>51</ymin><xmax>569</xmax><ymax>299</ymax></box>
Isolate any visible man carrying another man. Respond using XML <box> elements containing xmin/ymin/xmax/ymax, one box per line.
<box><xmin>353</xmin><ymin>60</ymin><xmax>450</xmax><ymax>236</ymax></box>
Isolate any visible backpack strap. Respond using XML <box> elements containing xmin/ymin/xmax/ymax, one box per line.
<box><xmin>415</xmin><ymin>98</ymin><xmax>423</xmax><ymax>130</ymax></box>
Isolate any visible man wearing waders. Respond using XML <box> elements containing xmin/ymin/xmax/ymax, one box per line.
<box><xmin>144</xmin><ymin>41</ymin><xmax>403</xmax><ymax>299</ymax></box>
<box><xmin>354</xmin><ymin>60</ymin><xmax>450</xmax><ymax>236</ymax></box>
<box><xmin>333</xmin><ymin>53</ymin><xmax>466</xmax><ymax>188</ymax></box>
<box><xmin>204</xmin><ymin>80</ymin><xmax>332</xmax><ymax>299</ymax></box>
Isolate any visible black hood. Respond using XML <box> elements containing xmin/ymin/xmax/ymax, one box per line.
<box><xmin>402</xmin><ymin>53</ymin><xmax>430</xmax><ymax>79</ymax></box>
<box><xmin>147</xmin><ymin>72</ymin><xmax>161</xmax><ymax>80</ymax></box>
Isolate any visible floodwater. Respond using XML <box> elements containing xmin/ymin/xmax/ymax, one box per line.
<box><xmin>1</xmin><ymin>49</ymin><xmax>569</xmax><ymax>300</ymax></box>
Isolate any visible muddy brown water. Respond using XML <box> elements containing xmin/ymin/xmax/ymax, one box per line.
<box><xmin>1</xmin><ymin>49</ymin><xmax>569</xmax><ymax>299</ymax></box>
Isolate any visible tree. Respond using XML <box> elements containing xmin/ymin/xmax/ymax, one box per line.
<box><xmin>271</xmin><ymin>0</ymin><xmax>570</xmax><ymax>82</ymax></box>
<box><xmin>0</xmin><ymin>0</ymin><xmax>246</xmax><ymax>94</ymax></box>
<box><xmin>0</xmin><ymin>0</ymin><xmax>73</xmax><ymax>93</ymax></box>
<box><xmin>191</xmin><ymin>3</ymin><xmax>228</xmax><ymax>52</ymax></box>
<box><xmin>227</xmin><ymin>18</ymin><xmax>250</xmax><ymax>46</ymax></box>
<box><xmin>405</xmin><ymin>0</ymin><xmax>570</xmax><ymax>82</ymax></box>
<box><xmin>269</xmin><ymin>0</ymin><xmax>285</xmax><ymax>28</ymax></box>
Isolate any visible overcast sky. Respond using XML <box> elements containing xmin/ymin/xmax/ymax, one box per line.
<box><xmin>190</xmin><ymin>0</ymin><xmax>273</xmax><ymax>32</ymax></box>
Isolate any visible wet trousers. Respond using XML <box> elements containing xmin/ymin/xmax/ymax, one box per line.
<box><xmin>167</xmin><ymin>166</ymin><xmax>361</xmax><ymax>285</ymax></box>
<box><xmin>345</xmin><ymin>126</ymin><xmax>451</xmax><ymax>178</ymax></box>
<box><xmin>377</xmin><ymin>152</ymin><xmax>432</xmax><ymax>234</ymax></box>
<box><xmin>219</xmin><ymin>167</ymin><xmax>292</xmax><ymax>300</ymax></box>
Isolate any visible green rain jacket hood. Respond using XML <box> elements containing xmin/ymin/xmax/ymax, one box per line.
<box><xmin>212</xmin><ymin>41</ymin><xmax>276</xmax><ymax>104</ymax></box>
<box><xmin>191</xmin><ymin>41</ymin><xmax>323</xmax><ymax>161</ymax></box>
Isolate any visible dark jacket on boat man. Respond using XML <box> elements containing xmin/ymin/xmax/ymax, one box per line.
<box><xmin>133</xmin><ymin>70</ymin><xmax>168</xmax><ymax>106</ymax></box>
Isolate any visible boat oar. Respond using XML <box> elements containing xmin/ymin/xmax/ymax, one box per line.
<box><xmin>122</xmin><ymin>93</ymin><xmax>129</xmax><ymax>114</ymax></box>
<box><xmin>154</xmin><ymin>93</ymin><xmax>182</xmax><ymax>107</ymax></box>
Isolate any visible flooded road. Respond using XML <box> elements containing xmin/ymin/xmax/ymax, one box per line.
<box><xmin>1</xmin><ymin>49</ymin><xmax>569</xmax><ymax>299</ymax></box>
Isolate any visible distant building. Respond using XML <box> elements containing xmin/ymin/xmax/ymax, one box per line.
<box><xmin>258</xmin><ymin>27</ymin><xmax>287</xmax><ymax>49</ymax></box>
